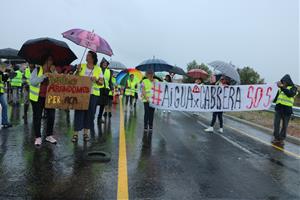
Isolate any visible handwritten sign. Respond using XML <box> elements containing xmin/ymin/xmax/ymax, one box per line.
<box><xmin>149</xmin><ymin>82</ymin><xmax>278</xmax><ymax>112</ymax></box>
<box><xmin>45</xmin><ymin>74</ymin><xmax>92</xmax><ymax>110</ymax></box>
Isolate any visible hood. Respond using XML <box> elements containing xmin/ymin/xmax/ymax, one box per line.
<box><xmin>100</xmin><ymin>57</ymin><xmax>110</xmax><ymax>67</ymax></box>
<box><xmin>280</xmin><ymin>74</ymin><xmax>294</xmax><ymax>86</ymax></box>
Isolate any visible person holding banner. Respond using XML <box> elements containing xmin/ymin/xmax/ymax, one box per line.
<box><xmin>141</xmin><ymin>70</ymin><xmax>158</xmax><ymax>132</ymax></box>
<box><xmin>204</xmin><ymin>76</ymin><xmax>230</xmax><ymax>133</ymax></box>
<box><xmin>30</xmin><ymin>56</ymin><xmax>57</xmax><ymax>146</ymax></box>
<box><xmin>272</xmin><ymin>74</ymin><xmax>298</xmax><ymax>146</ymax></box>
<box><xmin>97</xmin><ymin>58</ymin><xmax>113</xmax><ymax>123</ymax></box>
<box><xmin>72</xmin><ymin>51</ymin><xmax>102</xmax><ymax>143</ymax></box>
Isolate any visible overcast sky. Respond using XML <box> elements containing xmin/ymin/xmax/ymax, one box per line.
<box><xmin>0</xmin><ymin>0</ymin><xmax>299</xmax><ymax>83</ymax></box>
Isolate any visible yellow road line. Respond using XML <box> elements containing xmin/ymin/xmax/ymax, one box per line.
<box><xmin>117</xmin><ymin>98</ymin><xmax>129</xmax><ymax>200</ymax></box>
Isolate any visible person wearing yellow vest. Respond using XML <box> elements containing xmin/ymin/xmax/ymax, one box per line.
<box><xmin>272</xmin><ymin>74</ymin><xmax>298</xmax><ymax>146</ymax></box>
<box><xmin>30</xmin><ymin>56</ymin><xmax>57</xmax><ymax>146</ymax></box>
<box><xmin>72</xmin><ymin>51</ymin><xmax>103</xmax><ymax>143</ymax></box>
<box><xmin>103</xmin><ymin>74</ymin><xmax>116</xmax><ymax>118</ymax></box>
<box><xmin>141</xmin><ymin>70</ymin><xmax>158</xmax><ymax>132</ymax></box>
<box><xmin>0</xmin><ymin>64</ymin><xmax>12</xmax><ymax>128</ymax></box>
<box><xmin>97</xmin><ymin>58</ymin><xmax>113</xmax><ymax>123</ymax></box>
<box><xmin>125</xmin><ymin>74</ymin><xmax>137</xmax><ymax>110</ymax></box>
<box><xmin>10</xmin><ymin>65</ymin><xmax>23</xmax><ymax>105</ymax></box>
<box><xmin>22</xmin><ymin>64</ymin><xmax>35</xmax><ymax>124</ymax></box>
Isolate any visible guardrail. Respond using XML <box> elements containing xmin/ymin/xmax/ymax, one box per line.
<box><xmin>269</xmin><ymin>104</ymin><xmax>300</xmax><ymax>118</ymax></box>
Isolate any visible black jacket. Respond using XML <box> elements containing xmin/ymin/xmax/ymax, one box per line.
<box><xmin>274</xmin><ymin>74</ymin><xmax>298</xmax><ymax>115</ymax></box>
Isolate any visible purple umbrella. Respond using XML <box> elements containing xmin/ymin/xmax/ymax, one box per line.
<box><xmin>62</xmin><ymin>28</ymin><xmax>113</xmax><ymax>58</ymax></box>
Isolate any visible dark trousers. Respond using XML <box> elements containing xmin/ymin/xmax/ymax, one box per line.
<box><xmin>98</xmin><ymin>105</ymin><xmax>105</xmax><ymax>119</ymax></box>
<box><xmin>125</xmin><ymin>95</ymin><xmax>133</xmax><ymax>106</ymax></box>
<box><xmin>74</xmin><ymin>95</ymin><xmax>97</xmax><ymax>131</ymax></box>
<box><xmin>144</xmin><ymin>102</ymin><xmax>155</xmax><ymax>128</ymax></box>
<box><xmin>31</xmin><ymin>97</ymin><xmax>55</xmax><ymax>138</ymax></box>
<box><xmin>273</xmin><ymin>111</ymin><xmax>291</xmax><ymax>140</ymax></box>
<box><xmin>210</xmin><ymin>112</ymin><xmax>223</xmax><ymax>128</ymax></box>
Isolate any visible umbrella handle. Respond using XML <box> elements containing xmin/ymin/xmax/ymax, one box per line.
<box><xmin>79</xmin><ymin>47</ymin><xmax>88</xmax><ymax>64</ymax></box>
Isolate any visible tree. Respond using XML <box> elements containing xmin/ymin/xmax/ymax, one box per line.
<box><xmin>183</xmin><ymin>60</ymin><xmax>212</xmax><ymax>83</ymax></box>
<box><xmin>237</xmin><ymin>66</ymin><xmax>265</xmax><ymax>85</ymax></box>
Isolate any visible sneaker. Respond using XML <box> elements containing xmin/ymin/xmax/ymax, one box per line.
<box><xmin>45</xmin><ymin>136</ymin><xmax>57</xmax><ymax>144</ymax></box>
<box><xmin>163</xmin><ymin>110</ymin><xmax>166</xmax><ymax>113</ymax></box>
<box><xmin>219</xmin><ymin>128</ymin><xmax>223</xmax><ymax>133</ymax></box>
<box><xmin>34</xmin><ymin>137</ymin><xmax>42</xmax><ymax>146</ymax></box>
<box><xmin>204</xmin><ymin>127</ymin><xmax>214</xmax><ymax>132</ymax></box>
<box><xmin>168</xmin><ymin>110</ymin><xmax>171</xmax><ymax>113</ymax></box>
<box><xmin>2</xmin><ymin>123</ymin><xmax>12</xmax><ymax>129</ymax></box>
<box><xmin>144</xmin><ymin>127</ymin><xmax>148</xmax><ymax>132</ymax></box>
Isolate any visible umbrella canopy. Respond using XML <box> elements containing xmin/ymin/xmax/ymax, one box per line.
<box><xmin>18</xmin><ymin>37</ymin><xmax>77</xmax><ymax>66</ymax></box>
<box><xmin>62</xmin><ymin>28</ymin><xmax>113</xmax><ymax>56</ymax></box>
<box><xmin>116</xmin><ymin>68</ymin><xmax>143</xmax><ymax>86</ymax></box>
<box><xmin>136</xmin><ymin>58</ymin><xmax>173</xmax><ymax>72</ymax></box>
<box><xmin>208</xmin><ymin>61</ymin><xmax>241</xmax><ymax>84</ymax></box>
<box><xmin>187</xmin><ymin>69</ymin><xmax>209</xmax><ymax>79</ymax></box>
<box><xmin>169</xmin><ymin>66</ymin><xmax>186</xmax><ymax>76</ymax></box>
<box><xmin>4</xmin><ymin>59</ymin><xmax>26</xmax><ymax>65</ymax></box>
<box><xmin>109</xmin><ymin>61</ymin><xmax>127</xmax><ymax>70</ymax></box>
<box><xmin>0</xmin><ymin>48</ymin><xmax>21</xmax><ymax>59</ymax></box>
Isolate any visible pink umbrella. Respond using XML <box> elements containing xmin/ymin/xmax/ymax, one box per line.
<box><xmin>187</xmin><ymin>69</ymin><xmax>209</xmax><ymax>79</ymax></box>
<box><xmin>62</xmin><ymin>28</ymin><xmax>113</xmax><ymax>61</ymax></box>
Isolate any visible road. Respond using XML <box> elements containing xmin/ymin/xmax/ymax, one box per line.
<box><xmin>0</xmin><ymin>100</ymin><xmax>299</xmax><ymax>200</ymax></box>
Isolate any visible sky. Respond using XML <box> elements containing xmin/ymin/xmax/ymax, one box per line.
<box><xmin>0</xmin><ymin>0</ymin><xmax>299</xmax><ymax>84</ymax></box>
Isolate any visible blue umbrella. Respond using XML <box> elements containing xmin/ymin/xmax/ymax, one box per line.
<box><xmin>136</xmin><ymin>58</ymin><xmax>173</xmax><ymax>72</ymax></box>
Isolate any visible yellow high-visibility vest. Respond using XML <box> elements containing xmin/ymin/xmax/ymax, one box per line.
<box><xmin>141</xmin><ymin>78</ymin><xmax>157</xmax><ymax>102</ymax></box>
<box><xmin>276</xmin><ymin>86</ymin><xmax>297</xmax><ymax>107</ymax></box>
<box><xmin>29</xmin><ymin>67</ymin><xmax>43</xmax><ymax>102</ymax></box>
<box><xmin>0</xmin><ymin>74</ymin><xmax>5</xmax><ymax>93</ymax></box>
<box><xmin>79</xmin><ymin>64</ymin><xmax>102</xmax><ymax>96</ymax></box>
<box><xmin>24</xmin><ymin>67</ymin><xmax>31</xmax><ymax>84</ymax></box>
<box><xmin>11</xmin><ymin>70</ymin><xmax>23</xmax><ymax>87</ymax></box>
<box><xmin>100</xmin><ymin>68</ymin><xmax>111</xmax><ymax>89</ymax></box>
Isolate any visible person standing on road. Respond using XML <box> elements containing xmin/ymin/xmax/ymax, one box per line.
<box><xmin>103</xmin><ymin>73</ymin><xmax>116</xmax><ymax>119</ymax></box>
<box><xmin>30</xmin><ymin>55</ymin><xmax>57</xmax><ymax>146</ymax></box>
<box><xmin>204</xmin><ymin>76</ymin><xmax>230</xmax><ymax>133</ymax></box>
<box><xmin>125</xmin><ymin>74</ymin><xmax>137</xmax><ymax>110</ymax></box>
<box><xmin>272</xmin><ymin>74</ymin><xmax>298</xmax><ymax>146</ymax></box>
<box><xmin>163</xmin><ymin>74</ymin><xmax>172</xmax><ymax>113</ymax></box>
<box><xmin>10</xmin><ymin>65</ymin><xmax>23</xmax><ymax>105</ymax></box>
<box><xmin>23</xmin><ymin>63</ymin><xmax>35</xmax><ymax>124</ymax></box>
<box><xmin>141</xmin><ymin>70</ymin><xmax>158</xmax><ymax>132</ymax></box>
<box><xmin>0</xmin><ymin>64</ymin><xmax>12</xmax><ymax>128</ymax></box>
<box><xmin>72</xmin><ymin>51</ymin><xmax>103</xmax><ymax>143</ymax></box>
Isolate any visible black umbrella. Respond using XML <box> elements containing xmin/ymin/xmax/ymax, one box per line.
<box><xmin>18</xmin><ymin>37</ymin><xmax>77</xmax><ymax>66</ymax></box>
<box><xmin>136</xmin><ymin>58</ymin><xmax>173</xmax><ymax>72</ymax></box>
<box><xmin>169</xmin><ymin>66</ymin><xmax>186</xmax><ymax>76</ymax></box>
<box><xmin>0</xmin><ymin>48</ymin><xmax>21</xmax><ymax>59</ymax></box>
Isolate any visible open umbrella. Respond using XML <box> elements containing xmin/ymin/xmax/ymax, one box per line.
<box><xmin>169</xmin><ymin>66</ymin><xmax>186</xmax><ymax>76</ymax></box>
<box><xmin>0</xmin><ymin>48</ymin><xmax>21</xmax><ymax>59</ymax></box>
<box><xmin>18</xmin><ymin>37</ymin><xmax>77</xmax><ymax>66</ymax></box>
<box><xmin>136</xmin><ymin>58</ymin><xmax>173</xmax><ymax>72</ymax></box>
<box><xmin>116</xmin><ymin>68</ymin><xmax>143</xmax><ymax>86</ymax></box>
<box><xmin>62</xmin><ymin>28</ymin><xmax>113</xmax><ymax>63</ymax></box>
<box><xmin>187</xmin><ymin>69</ymin><xmax>209</xmax><ymax>79</ymax></box>
<box><xmin>208</xmin><ymin>61</ymin><xmax>240</xmax><ymax>84</ymax></box>
<box><xmin>109</xmin><ymin>60</ymin><xmax>126</xmax><ymax>70</ymax></box>
<box><xmin>4</xmin><ymin>59</ymin><xmax>26</xmax><ymax>65</ymax></box>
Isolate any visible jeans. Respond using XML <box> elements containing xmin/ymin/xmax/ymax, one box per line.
<box><xmin>31</xmin><ymin>97</ymin><xmax>55</xmax><ymax>138</ymax></box>
<box><xmin>273</xmin><ymin>111</ymin><xmax>291</xmax><ymax>140</ymax></box>
<box><xmin>74</xmin><ymin>95</ymin><xmax>97</xmax><ymax>131</ymax></box>
<box><xmin>0</xmin><ymin>94</ymin><xmax>9</xmax><ymax>124</ymax></box>
<box><xmin>12</xmin><ymin>86</ymin><xmax>21</xmax><ymax>104</ymax></box>
<box><xmin>210</xmin><ymin>112</ymin><xmax>223</xmax><ymax>128</ymax></box>
<box><xmin>125</xmin><ymin>95</ymin><xmax>133</xmax><ymax>106</ymax></box>
<box><xmin>144</xmin><ymin>102</ymin><xmax>155</xmax><ymax>128</ymax></box>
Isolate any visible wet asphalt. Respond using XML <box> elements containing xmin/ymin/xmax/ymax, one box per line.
<box><xmin>0</xmin><ymin>101</ymin><xmax>299</xmax><ymax>200</ymax></box>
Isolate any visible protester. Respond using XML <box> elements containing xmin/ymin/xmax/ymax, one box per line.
<box><xmin>163</xmin><ymin>74</ymin><xmax>172</xmax><ymax>113</ymax></box>
<box><xmin>272</xmin><ymin>74</ymin><xmax>298</xmax><ymax>146</ymax></box>
<box><xmin>10</xmin><ymin>65</ymin><xmax>23</xmax><ymax>105</ymax></box>
<box><xmin>124</xmin><ymin>74</ymin><xmax>137</xmax><ymax>110</ymax></box>
<box><xmin>30</xmin><ymin>55</ymin><xmax>57</xmax><ymax>146</ymax></box>
<box><xmin>204</xmin><ymin>76</ymin><xmax>230</xmax><ymax>133</ymax></box>
<box><xmin>195</xmin><ymin>78</ymin><xmax>203</xmax><ymax>85</ymax></box>
<box><xmin>72</xmin><ymin>51</ymin><xmax>102</xmax><ymax>142</ymax></box>
<box><xmin>0</xmin><ymin>64</ymin><xmax>12</xmax><ymax>128</ymax></box>
<box><xmin>103</xmin><ymin>73</ymin><xmax>116</xmax><ymax>118</ymax></box>
<box><xmin>141</xmin><ymin>70</ymin><xmax>158</xmax><ymax>132</ymax></box>
<box><xmin>97</xmin><ymin>58</ymin><xmax>113</xmax><ymax>123</ymax></box>
<box><xmin>23</xmin><ymin>63</ymin><xmax>35</xmax><ymax>124</ymax></box>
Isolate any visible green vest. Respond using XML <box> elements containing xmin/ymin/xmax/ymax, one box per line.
<box><xmin>276</xmin><ymin>86</ymin><xmax>297</xmax><ymax>107</ymax></box>
<box><xmin>125</xmin><ymin>79</ymin><xmax>137</xmax><ymax>96</ymax></box>
<box><xmin>142</xmin><ymin>78</ymin><xmax>157</xmax><ymax>102</ymax></box>
<box><xmin>109</xmin><ymin>77</ymin><xmax>116</xmax><ymax>96</ymax></box>
<box><xmin>100</xmin><ymin>68</ymin><xmax>111</xmax><ymax>89</ymax></box>
<box><xmin>0</xmin><ymin>74</ymin><xmax>5</xmax><ymax>93</ymax></box>
<box><xmin>24</xmin><ymin>67</ymin><xmax>31</xmax><ymax>84</ymax></box>
<box><xmin>79</xmin><ymin>64</ymin><xmax>102</xmax><ymax>96</ymax></box>
<box><xmin>11</xmin><ymin>70</ymin><xmax>23</xmax><ymax>87</ymax></box>
<box><xmin>29</xmin><ymin>67</ymin><xmax>43</xmax><ymax>102</ymax></box>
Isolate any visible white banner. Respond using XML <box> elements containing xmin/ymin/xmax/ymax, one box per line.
<box><xmin>149</xmin><ymin>82</ymin><xmax>278</xmax><ymax>112</ymax></box>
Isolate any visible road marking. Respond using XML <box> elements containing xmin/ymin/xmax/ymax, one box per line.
<box><xmin>182</xmin><ymin>112</ymin><xmax>300</xmax><ymax>159</ymax></box>
<box><xmin>117</xmin><ymin>98</ymin><xmax>129</xmax><ymax>200</ymax></box>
